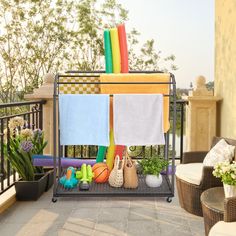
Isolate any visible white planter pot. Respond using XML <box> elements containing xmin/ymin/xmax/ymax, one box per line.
<box><xmin>145</xmin><ymin>174</ymin><xmax>162</xmax><ymax>188</ymax></box>
<box><xmin>223</xmin><ymin>184</ymin><xmax>236</xmax><ymax>198</ymax></box>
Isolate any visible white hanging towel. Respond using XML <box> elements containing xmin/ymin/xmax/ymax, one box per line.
<box><xmin>113</xmin><ymin>94</ymin><xmax>165</xmax><ymax>146</ymax></box>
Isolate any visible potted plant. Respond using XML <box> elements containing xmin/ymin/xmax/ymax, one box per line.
<box><xmin>138</xmin><ymin>156</ymin><xmax>168</xmax><ymax>187</ymax></box>
<box><xmin>213</xmin><ymin>161</ymin><xmax>236</xmax><ymax>198</ymax></box>
<box><xmin>4</xmin><ymin>116</ymin><xmax>50</xmax><ymax>200</ymax></box>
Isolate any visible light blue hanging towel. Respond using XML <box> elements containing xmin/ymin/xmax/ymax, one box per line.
<box><xmin>59</xmin><ymin>94</ymin><xmax>110</xmax><ymax>146</ymax></box>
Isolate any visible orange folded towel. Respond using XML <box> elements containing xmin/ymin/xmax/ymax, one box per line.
<box><xmin>100</xmin><ymin>73</ymin><xmax>170</xmax><ymax>133</ymax></box>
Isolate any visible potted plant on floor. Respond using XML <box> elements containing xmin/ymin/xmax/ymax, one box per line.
<box><xmin>4</xmin><ymin>116</ymin><xmax>50</xmax><ymax>200</ymax></box>
<box><xmin>138</xmin><ymin>156</ymin><xmax>168</xmax><ymax>187</ymax></box>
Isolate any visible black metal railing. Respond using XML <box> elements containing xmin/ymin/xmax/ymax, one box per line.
<box><xmin>0</xmin><ymin>100</ymin><xmax>46</xmax><ymax>194</ymax></box>
<box><xmin>64</xmin><ymin>100</ymin><xmax>187</xmax><ymax>161</ymax></box>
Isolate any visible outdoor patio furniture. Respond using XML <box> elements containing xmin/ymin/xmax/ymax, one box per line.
<box><xmin>176</xmin><ymin>136</ymin><xmax>236</xmax><ymax>216</ymax></box>
<box><xmin>200</xmin><ymin>187</ymin><xmax>224</xmax><ymax>235</ymax></box>
<box><xmin>208</xmin><ymin>194</ymin><xmax>236</xmax><ymax>236</ymax></box>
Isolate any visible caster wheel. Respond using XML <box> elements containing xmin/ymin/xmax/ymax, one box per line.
<box><xmin>52</xmin><ymin>198</ymin><xmax>57</xmax><ymax>203</ymax></box>
<box><xmin>166</xmin><ymin>197</ymin><xmax>172</xmax><ymax>203</ymax></box>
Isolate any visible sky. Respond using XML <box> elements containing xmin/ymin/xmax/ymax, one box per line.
<box><xmin>117</xmin><ymin>0</ymin><xmax>214</xmax><ymax>88</ymax></box>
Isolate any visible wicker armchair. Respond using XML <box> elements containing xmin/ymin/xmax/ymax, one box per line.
<box><xmin>209</xmin><ymin>197</ymin><xmax>236</xmax><ymax>236</ymax></box>
<box><xmin>176</xmin><ymin>137</ymin><xmax>236</xmax><ymax>216</ymax></box>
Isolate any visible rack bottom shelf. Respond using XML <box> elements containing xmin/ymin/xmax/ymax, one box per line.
<box><xmin>54</xmin><ymin>174</ymin><xmax>173</xmax><ymax>197</ymax></box>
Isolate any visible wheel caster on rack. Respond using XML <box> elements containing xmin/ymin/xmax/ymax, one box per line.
<box><xmin>52</xmin><ymin>198</ymin><xmax>57</xmax><ymax>203</ymax></box>
<box><xmin>166</xmin><ymin>197</ymin><xmax>172</xmax><ymax>203</ymax></box>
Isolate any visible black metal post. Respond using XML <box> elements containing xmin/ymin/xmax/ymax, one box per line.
<box><xmin>180</xmin><ymin>102</ymin><xmax>184</xmax><ymax>163</ymax></box>
<box><xmin>0</xmin><ymin>119</ymin><xmax>4</xmax><ymax>191</ymax></box>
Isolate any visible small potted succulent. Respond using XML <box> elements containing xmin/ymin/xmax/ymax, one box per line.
<box><xmin>138</xmin><ymin>156</ymin><xmax>168</xmax><ymax>187</ymax></box>
<box><xmin>4</xmin><ymin>116</ymin><xmax>50</xmax><ymax>200</ymax></box>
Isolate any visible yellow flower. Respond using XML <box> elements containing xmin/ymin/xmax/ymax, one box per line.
<box><xmin>20</xmin><ymin>128</ymin><xmax>33</xmax><ymax>140</ymax></box>
<box><xmin>8</xmin><ymin>117</ymin><xmax>24</xmax><ymax>129</ymax></box>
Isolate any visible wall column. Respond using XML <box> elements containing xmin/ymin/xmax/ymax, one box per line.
<box><xmin>25</xmin><ymin>73</ymin><xmax>55</xmax><ymax>155</ymax></box>
<box><xmin>185</xmin><ymin>76</ymin><xmax>221</xmax><ymax>151</ymax></box>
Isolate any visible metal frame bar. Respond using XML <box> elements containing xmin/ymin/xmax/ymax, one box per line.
<box><xmin>170</xmin><ymin>73</ymin><xmax>177</xmax><ymax>195</ymax></box>
<box><xmin>52</xmin><ymin>71</ymin><xmax>176</xmax><ymax>200</ymax></box>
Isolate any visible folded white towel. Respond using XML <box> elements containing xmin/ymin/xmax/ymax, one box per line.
<box><xmin>113</xmin><ymin>94</ymin><xmax>165</xmax><ymax>146</ymax></box>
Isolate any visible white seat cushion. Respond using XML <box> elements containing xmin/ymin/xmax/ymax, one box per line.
<box><xmin>209</xmin><ymin>221</ymin><xmax>236</xmax><ymax>236</ymax></box>
<box><xmin>175</xmin><ymin>163</ymin><xmax>203</xmax><ymax>185</ymax></box>
<box><xmin>203</xmin><ymin>139</ymin><xmax>235</xmax><ymax>167</ymax></box>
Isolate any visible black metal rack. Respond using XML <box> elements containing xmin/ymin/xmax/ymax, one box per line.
<box><xmin>52</xmin><ymin>71</ymin><xmax>176</xmax><ymax>202</ymax></box>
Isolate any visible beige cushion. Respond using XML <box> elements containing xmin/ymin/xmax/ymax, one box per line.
<box><xmin>209</xmin><ymin>221</ymin><xmax>236</xmax><ymax>236</ymax></box>
<box><xmin>175</xmin><ymin>163</ymin><xmax>203</xmax><ymax>185</ymax></box>
<box><xmin>203</xmin><ymin>139</ymin><xmax>235</xmax><ymax>167</ymax></box>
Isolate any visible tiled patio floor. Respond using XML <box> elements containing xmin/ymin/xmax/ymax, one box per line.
<box><xmin>0</xmin><ymin>188</ymin><xmax>204</xmax><ymax>236</ymax></box>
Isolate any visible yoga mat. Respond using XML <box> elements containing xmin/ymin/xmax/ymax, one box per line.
<box><xmin>33</xmin><ymin>155</ymin><xmax>96</xmax><ymax>168</ymax></box>
<box><xmin>106</xmin><ymin>129</ymin><xmax>115</xmax><ymax>171</ymax></box>
<box><xmin>118</xmin><ymin>24</ymin><xmax>129</xmax><ymax>73</ymax></box>
<box><xmin>104</xmin><ymin>30</ymin><xmax>113</xmax><ymax>73</ymax></box>
<box><xmin>110</xmin><ymin>28</ymin><xmax>121</xmax><ymax>73</ymax></box>
<box><xmin>96</xmin><ymin>146</ymin><xmax>107</xmax><ymax>163</ymax></box>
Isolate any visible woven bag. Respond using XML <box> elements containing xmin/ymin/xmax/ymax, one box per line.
<box><xmin>123</xmin><ymin>152</ymin><xmax>138</xmax><ymax>189</ymax></box>
<box><xmin>108</xmin><ymin>155</ymin><xmax>124</xmax><ymax>188</ymax></box>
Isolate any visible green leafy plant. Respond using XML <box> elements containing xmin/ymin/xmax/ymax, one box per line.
<box><xmin>213</xmin><ymin>161</ymin><xmax>236</xmax><ymax>186</ymax></box>
<box><xmin>138</xmin><ymin>156</ymin><xmax>169</xmax><ymax>176</ymax></box>
<box><xmin>4</xmin><ymin>116</ymin><xmax>48</xmax><ymax>181</ymax></box>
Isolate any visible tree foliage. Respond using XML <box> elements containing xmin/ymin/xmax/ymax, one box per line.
<box><xmin>0</xmin><ymin>0</ymin><xmax>177</xmax><ymax>103</ymax></box>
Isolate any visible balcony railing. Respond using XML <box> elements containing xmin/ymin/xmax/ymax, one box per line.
<box><xmin>0</xmin><ymin>100</ymin><xmax>46</xmax><ymax>194</ymax></box>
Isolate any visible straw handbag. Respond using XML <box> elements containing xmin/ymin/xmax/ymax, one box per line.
<box><xmin>124</xmin><ymin>152</ymin><xmax>138</xmax><ymax>189</ymax></box>
<box><xmin>108</xmin><ymin>155</ymin><xmax>124</xmax><ymax>188</ymax></box>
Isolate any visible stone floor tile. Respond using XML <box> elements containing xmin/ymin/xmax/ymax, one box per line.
<box><xmin>43</xmin><ymin>222</ymin><xmax>65</xmax><ymax>236</ymax></box>
<box><xmin>130</xmin><ymin>197</ymin><xmax>156</xmax><ymax>208</ymax></box>
<box><xmin>67</xmin><ymin>217</ymin><xmax>96</xmax><ymax>227</ymax></box>
<box><xmin>158</xmin><ymin>222</ymin><xmax>192</xmax><ymax>236</ymax></box>
<box><xmin>128</xmin><ymin>207</ymin><xmax>157</xmax><ymax>221</ymax></box>
<box><xmin>3</xmin><ymin>208</ymin><xmax>41</xmax><ymax>224</ymax></box>
<box><xmin>126</xmin><ymin>220</ymin><xmax>160</xmax><ymax>236</ymax></box>
<box><xmin>100</xmin><ymin>199</ymin><xmax>130</xmax><ymax>208</ymax></box>
<box><xmin>43</xmin><ymin>207</ymin><xmax>73</xmax><ymax>223</ymax></box>
<box><xmin>15</xmin><ymin>222</ymin><xmax>60</xmax><ymax>236</ymax></box>
<box><xmin>188</xmin><ymin>218</ymin><xmax>205</xmax><ymax>236</ymax></box>
<box><xmin>58</xmin><ymin>228</ymin><xmax>85</xmax><ymax>236</ymax></box>
<box><xmin>97</xmin><ymin>207</ymin><xmax>129</xmax><ymax>223</ymax></box>
<box><xmin>157</xmin><ymin>211</ymin><xmax>188</xmax><ymax>227</ymax></box>
<box><xmin>70</xmin><ymin>207</ymin><xmax>100</xmax><ymax>223</ymax></box>
<box><xmin>61</xmin><ymin>221</ymin><xmax>94</xmax><ymax>236</ymax></box>
<box><xmin>48</xmin><ymin>198</ymin><xmax>79</xmax><ymax>209</ymax></box>
<box><xmin>95</xmin><ymin>221</ymin><xmax>127</xmax><ymax>236</ymax></box>
<box><xmin>0</xmin><ymin>223</ymin><xmax>25</xmax><ymax>235</ymax></box>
